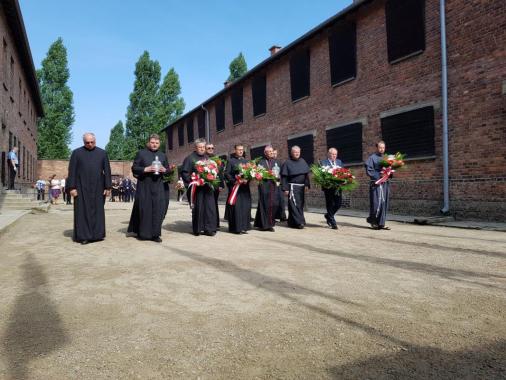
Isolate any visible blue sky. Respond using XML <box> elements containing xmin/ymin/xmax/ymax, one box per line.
<box><xmin>19</xmin><ymin>0</ymin><xmax>352</xmax><ymax>149</ymax></box>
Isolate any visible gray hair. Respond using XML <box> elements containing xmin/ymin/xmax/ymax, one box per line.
<box><xmin>194</xmin><ymin>138</ymin><xmax>207</xmax><ymax>146</ymax></box>
<box><xmin>264</xmin><ymin>145</ymin><xmax>273</xmax><ymax>152</ymax></box>
<box><xmin>328</xmin><ymin>147</ymin><xmax>337</xmax><ymax>154</ymax></box>
<box><xmin>82</xmin><ymin>132</ymin><xmax>96</xmax><ymax>141</ymax></box>
<box><xmin>290</xmin><ymin>145</ymin><xmax>301</xmax><ymax>152</ymax></box>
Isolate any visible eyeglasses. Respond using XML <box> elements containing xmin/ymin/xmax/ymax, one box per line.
<box><xmin>206</xmin><ymin>147</ymin><xmax>214</xmax><ymax>150</ymax></box>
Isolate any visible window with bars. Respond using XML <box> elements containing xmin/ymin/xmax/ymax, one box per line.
<box><xmin>385</xmin><ymin>0</ymin><xmax>425</xmax><ymax>63</ymax></box>
<box><xmin>167</xmin><ymin>126</ymin><xmax>173</xmax><ymax>150</ymax></box>
<box><xmin>231</xmin><ymin>86</ymin><xmax>243</xmax><ymax>125</ymax></box>
<box><xmin>328</xmin><ymin>20</ymin><xmax>356</xmax><ymax>85</ymax></box>
<box><xmin>186</xmin><ymin>117</ymin><xmax>194</xmax><ymax>143</ymax></box>
<box><xmin>290</xmin><ymin>48</ymin><xmax>310</xmax><ymax>101</ymax></box>
<box><xmin>178</xmin><ymin>123</ymin><xmax>184</xmax><ymax>147</ymax></box>
<box><xmin>252</xmin><ymin>74</ymin><xmax>267</xmax><ymax>117</ymax></box>
<box><xmin>326</xmin><ymin>122</ymin><xmax>363</xmax><ymax>164</ymax></box>
<box><xmin>215</xmin><ymin>98</ymin><xmax>225</xmax><ymax>132</ymax></box>
<box><xmin>198</xmin><ymin>111</ymin><xmax>205</xmax><ymax>138</ymax></box>
<box><xmin>380</xmin><ymin>106</ymin><xmax>435</xmax><ymax>157</ymax></box>
<box><xmin>287</xmin><ymin>134</ymin><xmax>314</xmax><ymax>165</ymax></box>
<box><xmin>250</xmin><ymin>145</ymin><xmax>266</xmax><ymax>161</ymax></box>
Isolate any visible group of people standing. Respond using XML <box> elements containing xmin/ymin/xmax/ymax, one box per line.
<box><xmin>66</xmin><ymin>132</ymin><xmax>392</xmax><ymax>245</ymax></box>
<box><xmin>110</xmin><ymin>177</ymin><xmax>135</xmax><ymax>202</ymax></box>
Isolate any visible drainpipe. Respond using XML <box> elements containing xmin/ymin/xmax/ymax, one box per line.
<box><xmin>201</xmin><ymin>104</ymin><xmax>210</xmax><ymax>143</ymax></box>
<box><xmin>440</xmin><ymin>0</ymin><xmax>450</xmax><ymax>214</ymax></box>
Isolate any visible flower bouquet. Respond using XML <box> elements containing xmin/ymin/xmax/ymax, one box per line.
<box><xmin>376</xmin><ymin>152</ymin><xmax>406</xmax><ymax>185</ymax></box>
<box><xmin>188</xmin><ymin>159</ymin><xmax>221</xmax><ymax>207</ymax></box>
<box><xmin>228</xmin><ymin>161</ymin><xmax>276</xmax><ymax>205</ymax></box>
<box><xmin>162</xmin><ymin>164</ymin><xmax>178</xmax><ymax>183</ymax></box>
<box><xmin>310</xmin><ymin>164</ymin><xmax>358</xmax><ymax>192</ymax></box>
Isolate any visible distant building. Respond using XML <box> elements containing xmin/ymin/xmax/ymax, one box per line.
<box><xmin>164</xmin><ymin>0</ymin><xmax>505</xmax><ymax>220</ymax></box>
<box><xmin>0</xmin><ymin>0</ymin><xmax>43</xmax><ymax>189</ymax></box>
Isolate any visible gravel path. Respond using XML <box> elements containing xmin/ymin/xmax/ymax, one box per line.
<box><xmin>0</xmin><ymin>202</ymin><xmax>505</xmax><ymax>379</ymax></box>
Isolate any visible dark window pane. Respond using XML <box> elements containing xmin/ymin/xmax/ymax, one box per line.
<box><xmin>380</xmin><ymin>106</ymin><xmax>435</xmax><ymax>157</ymax></box>
<box><xmin>167</xmin><ymin>126</ymin><xmax>173</xmax><ymax>150</ymax></box>
<box><xmin>186</xmin><ymin>117</ymin><xmax>194</xmax><ymax>143</ymax></box>
<box><xmin>250</xmin><ymin>145</ymin><xmax>266</xmax><ymax>161</ymax></box>
<box><xmin>178</xmin><ymin>123</ymin><xmax>184</xmax><ymax>147</ymax></box>
<box><xmin>231</xmin><ymin>86</ymin><xmax>243</xmax><ymax>125</ymax></box>
<box><xmin>290</xmin><ymin>48</ymin><xmax>310</xmax><ymax>101</ymax></box>
<box><xmin>198</xmin><ymin>111</ymin><xmax>206</xmax><ymax>138</ymax></box>
<box><xmin>326</xmin><ymin>123</ymin><xmax>363</xmax><ymax>163</ymax></box>
<box><xmin>328</xmin><ymin>21</ymin><xmax>356</xmax><ymax>85</ymax></box>
<box><xmin>215</xmin><ymin>98</ymin><xmax>225</xmax><ymax>132</ymax></box>
<box><xmin>252</xmin><ymin>74</ymin><xmax>267</xmax><ymax>116</ymax></box>
<box><xmin>386</xmin><ymin>0</ymin><xmax>425</xmax><ymax>62</ymax></box>
<box><xmin>287</xmin><ymin>134</ymin><xmax>314</xmax><ymax>165</ymax></box>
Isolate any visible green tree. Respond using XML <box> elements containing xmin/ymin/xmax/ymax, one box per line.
<box><xmin>156</xmin><ymin>68</ymin><xmax>185</xmax><ymax>150</ymax></box>
<box><xmin>36</xmin><ymin>38</ymin><xmax>74</xmax><ymax>159</ymax></box>
<box><xmin>105</xmin><ymin>121</ymin><xmax>126</xmax><ymax>160</ymax></box>
<box><xmin>227</xmin><ymin>52</ymin><xmax>247</xmax><ymax>82</ymax></box>
<box><xmin>124</xmin><ymin>51</ymin><xmax>161</xmax><ymax>159</ymax></box>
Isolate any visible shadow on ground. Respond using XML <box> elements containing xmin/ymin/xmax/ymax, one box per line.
<box><xmin>2</xmin><ymin>254</ymin><xmax>69</xmax><ymax>379</ymax></box>
<box><xmin>328</xmin><ymin>340</ymin><xmax>506</xmax><ymax>379</ymax></box>
<box><xmin>62</xmin><ymin>229</ymin><xmax>73</xmax><ymax>238</ymax></box>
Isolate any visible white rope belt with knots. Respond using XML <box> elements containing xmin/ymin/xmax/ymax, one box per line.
<box><xmin>289</xmin><ymin>183</ymin><xmax>305</xmax><ymax>207</ymax></box>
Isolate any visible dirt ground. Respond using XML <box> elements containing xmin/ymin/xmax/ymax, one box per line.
<box><xmin>0</xmin><ymin>201</ymin><xmax>505</xmax><ymax>379</ymax></box>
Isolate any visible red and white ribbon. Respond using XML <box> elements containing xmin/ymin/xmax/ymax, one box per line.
<box><xmin>227</xmin><ymin>176</ymin><xmax>242</xmax><ymax>206</ymax></box>
<box><xmin>375</xmin><ymin>167</ymin><xmax>394</xmax><ymax>185</ymax></box>
<box><xmin>188</xmin><ymin>173</ymin><xmax>204</xmax><ymax>208</ymax></box>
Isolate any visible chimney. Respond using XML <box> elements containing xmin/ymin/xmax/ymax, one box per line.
<box><xmin>269</xmin><ymin>45</ymin><xmax>282</xmax><ymax>56</ymax></box>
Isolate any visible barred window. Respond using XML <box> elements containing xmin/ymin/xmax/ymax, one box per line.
<box><xmin>178</xmin><ymin>123</ymin><xmax>184</xmax><ymax>147</ymax></box>
<box><xmin>252</xmin><ymin>74</ymin><xmax>267</xmax><ymax>116</ymax></box>
<box><xmin>381</xmin><ymin>106</ymin><xmax>435</xmax><ymax>157</ymax></box>
<box><xmin>385</xmin><ymin>0</ymin><xmax>425</xmax><ymax>62</ymax></box>
<box><xmin>326</xmin><ymin>122</ymin><xmax>363</xmax><ymax>163</ymax></box>
<box><xmin>290</xmin><ymin>48</ymin><xmax>310</xmax><ymax>101</ymax></box>
<box><xmin>328</xmin><ymin>20</ymin><xmax>356</xmax><ymax>85</ymax></box>
<box><xmin>186</xmin><ymin>117</ymin><xmax>194</xmax><ymax>143</ymax></box>
<box><xmin>215</xmin><ymin>98</ymin><xmax>225</xmax><ymax>132</ymax></box>
<box><xmin>198</xmin><ymin>111</ymin><xmax>206</xmax><ymax>138</ymax></box>
<box><xmin>231</xmin><ymin>86</ymin><xmax>243</xmax><ymax>125</ymax></box>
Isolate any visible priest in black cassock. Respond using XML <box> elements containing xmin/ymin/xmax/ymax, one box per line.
<box><xmin>127</xmin><ymin>134</ymin><xmax>169</xmax><ymax>242</ymax></box>
<box><xmin>254</xmin><ymin>145</ymin><xmax>280</xmax><ymax>231</ymax></box>
<box><xmin>225</xmin><ymin>144</ymin><xmax>252</xmax><ymax>234</ymax></box>
<box><xmin>273</xmin><ymin>149</ymin><xmax>287</xmax><ymax>222</ymax></box>
<box><xmin>181</xmin><ymin>138</ymin><xmax>218</xmax><ymax>236</ymax></box>
<box><xmin>281</xmin><ymin>145</ymin><xmax>310</xmax><ymax>229</ymax></box>
<box><xmin>68</xmin><ymin>133</ymin><xmax>112</xmax><ymax>244</ymax></box>
<box><xmin>205</xmin><ymin>143</ymin><xmax>224</xmax><ymax>228</ymax></box>
<box><xmin>365</xmin><ymin>140</ymin><xmax>391</xmax><ymax>230</ymax></box>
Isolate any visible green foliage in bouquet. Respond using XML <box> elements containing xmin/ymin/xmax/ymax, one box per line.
<box><xmin>310</xmin><ymin>164</ymin><xmax>358</xmax><ymax>192</ymax></box>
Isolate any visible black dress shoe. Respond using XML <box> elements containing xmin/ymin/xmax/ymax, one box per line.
<box><xmin>296</xmin><ymin>225</ymin><xmax>304</xmax><ymax>229</ymax></box>
<box><xmin>193</xmin><ymin>232</ymin><xmax>200</xmax><ymax>236</ymax></box>
<box><xmin>267</xmin><ymin>227</ymin><xmax>275</xmax><ymax>232</ymax></box>
<box><xmin>80</xmin><ymin>240</ymin><xmax>89</xmax><ymax>245</ymax></box>
<box><xmin>204</xmin><ymin>231</ymin><xmax>216</xmax><ymax>236</ymax></box>
<box><xmin>152</xmin><ymin>237</ymin><xmax>162</xmax><ymax>243</ymax></box>
<box><xmin>331</xmin><ymin>225</ymin><xmax>338</xmax><ymax>230</ymax></box>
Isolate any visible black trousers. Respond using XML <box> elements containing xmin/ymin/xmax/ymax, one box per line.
<box><xmin>323</xmin><ymin>189</ymin><xmax>342</xmax><ymax>226</ymax></box>
<box><xmin>37</xmin><ymin>189</ymin><xmax>45</xmax><ymax>200</ymax></box>
<box><xmin>8</xmin><ymin>164</ymin><xmax>16</xmax><ymax>190</ymax></box>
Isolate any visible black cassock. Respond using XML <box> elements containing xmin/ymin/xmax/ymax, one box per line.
<box><xmin>281</xmin><ymin>158</ymin><xmax>310</xmax><ymax>228</ymax></box>
<box><xmin>225</xmin><ymin>154</ymin><xmax>252</xmax><ymax>233</ymax></box>
<box><xmin>67</xmin><ymin>146</ymin><xmax>112</xmax><ymax>242</ymax></box>
<box><xmin>181</xmin><ymin>152</ymin><xmax>217</xmax><ymax>235</ymax></box>
<box><xmin>365</xmin><ymin>153</ymin><xmax>390</xmax><ymax>227</ymax></box>
<box><xmin>254</xmin><ymin>157</ymin><xmax>281</xmax><ymax>230</ymax></box>
<box><xmin>128</xmin><ymin>148</ymin><xmax>169</xmax><ymax>239</ymax></box>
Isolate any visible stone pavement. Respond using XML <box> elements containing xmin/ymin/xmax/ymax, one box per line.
<box><xmin>0</xmin><ymin>201</ymin><xmax>505</xmax><ymax>378</ymax></box>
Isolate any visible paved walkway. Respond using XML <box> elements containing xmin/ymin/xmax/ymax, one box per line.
<box><xmin>0</xmin><ymin>202</ymin><xmax>505</xmax><ymax>378</ymax></box>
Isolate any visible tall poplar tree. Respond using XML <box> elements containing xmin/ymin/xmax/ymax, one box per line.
<box><xmin>156</xmin><ymin>68</ymin><xmax>185</xmax><ymax>149</ymax></box>
<box><xmin>124</xmin><ymin>51</ymin><xmax>161</xmax><ymax>159</ymax></box>
<box><xmin>227</xmin><ymin>52</ymin><xmax>247</xmax><ymax>81</ymax></box>
<box><xmin>105</xmin><ymin>121</ymin><xmax>126</xmax><ymax>160</ymax></box>
<box><xmin>36</xmin><ymin>38</ymin><xmax>74</xmax><ymax>159</ymax></box>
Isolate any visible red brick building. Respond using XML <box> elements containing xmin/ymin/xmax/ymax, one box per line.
<box><xmin>0</xmin><ymin>0</ymin><xmax>43</xmax><ymax>189</ymax></box>
<box><xmin>164</xmin><ymin>0</ymin><xmax>505</xmax><ymax>220</ymax></box>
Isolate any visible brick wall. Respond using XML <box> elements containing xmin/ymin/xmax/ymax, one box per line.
<box><xmin>0</xmin><ymin>6</ymin><xmax>39</xmax><ymax>189</ymax></box>
<box><xmin>37</xmin><ymin>159</ymin><xmax>135</xmax><ymax>183</ymax></box>
<box><xmin>166</xmin><ymin>0</ymin><xmax>505</xmax><ymax>220</ymax></box>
